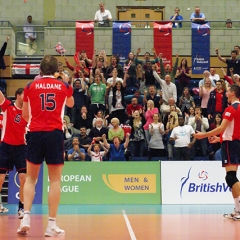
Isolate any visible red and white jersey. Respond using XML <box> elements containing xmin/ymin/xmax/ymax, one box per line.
<box><xmin>222</xmin><ymin>101</ymin><xmax>240</xmax><ymax>141</ymax></box>
<box><xmin>90</xmin><ymin>151</ymin><xmax>105</xmax><ymax>162</ymax></box>
<box><xmin>0</xmin><ymin>99</ymin><xmax>27</xmax><ymax>145</ymax></box>
<box><xmin>0</xmin><ymin>113</ymin><xmax>3</xmax><ymax>129</ymax></box>
<box><xmin>24</xmin><ymin>76</ymin><xmax>73</xmax><ymax>132</ymax></box>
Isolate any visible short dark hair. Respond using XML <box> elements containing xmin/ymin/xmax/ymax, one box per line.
<box><xmin>231</xmin><ymin>50</ymin><xmax>238</xmax><ymax>55</ymax></box>
<box><xmin>40</xmin><ymin>55</ymin><xmax>58</xmax><ymax>75</ymax></box>
<box><xmin>229</xmin><ymin>84</ymin><xmax>240</xmax><ymax>98</ymax></box>
<box><xmin>27</xmin><ymin>15</ymin><xmax>32</xmax><ymax>18</ymax></box>
<box><xmin>15</xmin><ymin>88</ymin><xmax>24</xmax><ymax>98</ymax></box>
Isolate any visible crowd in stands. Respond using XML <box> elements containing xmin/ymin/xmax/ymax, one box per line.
<box><xmin>49</xmin><ymin>43</ymin><xmax>240</xmax><ymax>162</ymax></box>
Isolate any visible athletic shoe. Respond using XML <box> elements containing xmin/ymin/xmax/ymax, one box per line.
<box><xmin>232</xmin><ymin>213</ymin><xmax>240</xmax><ymax>221</ymax></box>
<box><xmin>223</xmin><ymin>208</ymin><xmax>239</xmax><ymax>219</ymax></box>
<box><xmin>0</xmin><ymin>205</ymin><xmax>8</xmax><ymax>213</ymax></box>
<box><xmin>18</xmin><ymin>209</ymin><xmax>24</xmax><ymax>219</ymax></box>
<box><xmin>17</xmin><ymin>216</ymin><xmax>30</xmax><ymax>235</ymax></box>
<box><xmin>45</xmin><ymin>225</ymin><xmax>65</xmax><ymax>237</ymax></box>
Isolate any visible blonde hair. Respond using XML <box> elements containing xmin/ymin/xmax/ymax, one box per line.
<box><xmin>111</xmin><ymin>117</ymin><xmax>120</xmax><ymax>125</ymax></box>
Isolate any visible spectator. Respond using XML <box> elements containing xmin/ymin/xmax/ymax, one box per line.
<box><xmin>108</xmin><ymin>118</ymin><xmax>124</xmax><ymax>141</ymax></box>
<box><xmin>94</xmin><ymin>3</ymin><xmax>112</xmax><ymax>27</ymax></box>
<box><xmin>144</xmin><ymin>61</ymin><xmax>157</xmax><ymax>88</ymax></box>
<box><xmin>209</xmin><ymin>68</ymin><xmax>220</xmax><ymax>82</ymax></box>
<box><xmin>175</xmin><ymin>58</ymin><xmax>191</xmax><ymax>96</ymax></box>
<box><xmin>23</xmin><ymin>15</ymin><xmax>37</xmax><ymax>56</ymax></box>
<box><xmin>78</xmin><ymin>126</ymin><xmax>92</xmax><ymax>154</ymax></box>
<box><xmin>76</xmin><ymin>50</ymin><xmax>92</xmax><ymax>69</ymax></box>
<box><xmin>88</xmin><ymin>118</ymin><xmax>108</xmax><ymax>144</ymax></box>
<box><xmin>149</xmin><ymin>113</ymin><xmax>165</xmax><ymax>160</ymax></box>
<box><xmin>129</xmin><ymin>110</ymin><xmax>146</xmax><ymax>158</ymax></box>
<box><xmin>88</xmin><ymin>73</ymin><xmax>107</xmax><ymax>118</ymax></box>
<box><xmin>124</xmin><ymin>51</ymin><xmax>137</xmax><ymax>80</ymax></box>
<box><xmin>63</xmin><ymin>118</ymin><xmax>72</xmax><ymax>141</ymax></box>
<box><xmin>126</xmin><ymin>97</ymin><xmax>143</xmax><ymax>119</ymax></box>
<box><xmin>159</xmin><ymin>53</ymin><xmax>179</xmax><ymax>83</ymax></box>
<box><xmin>170</xmin><ymin>7</ymin><xmax>183</xmax><ymax>28</ymax></box>
<box><xmin>92</xmin><ymin>50</ymin><xmax>108</xmax><ymax>77</ymax></box>
<box><xmin>184</xmin><ymin>106</ymin><xmax>195</xmax><ymax>125</ymax></box>
<box><xmin>92</xmin><ymin>110</ymin><xmax>108</xmax><ymax>127</ymax></box>
<box><xmin>199</xmin><ymin>78</ymin><xmax>215</xmax><ymax>118</ymax></box>
<box><xmin>207</xmin><ymin>80</ymin><xmax>228</xmax><ymax>122</ymax></box>
<box><xmin>143</xmin><ymin>85</ymin><xmax>163</xmax><ymax>110</ymax></box>
<box><xmin>143</xmin><ymin>100</ymin><xmax>159</xmax><ymax>145</ymax></box>
<box><xmin>136</xmin><ymin>64</ymin><xmax>145</xmax><ymax>94</ymax></box>
<box><xmin>54</xmin><ymin>62</ymin><xmax>69</xmax><ymax>83</ymax></box>
<box><xmin>220</xmin><ymin>67</ymin><xmax>235</xmax><ymax>86</ymax></box>
<box><xmin>102</xmin><ymin>133</ymin><xmax>130</xmax><ymax>161</ymax></box>
<box><xmin>64</xmin><ymin>56</ymin><xmax>83</xmax><ymax>79</ymax></box>
<box><xmin>178</xmin><ymin>87</ymin><xmax>195</xmax><ymax>115</ymax></box>
<box><xmin>87</xmin><ymin>142</ymin><xmax>108</xmax><ymax>162</ymax></box>
<box><xmin>190</xmin><ymin>6</ymin><xmax>206</xmax><ymax>22</ymax></box>
<box><xmin>188</xmin><ymin>106</ymin><xmax>209</xmax><ymax>159</ymax></box>
<box><xmin>125</xmin><ymin>89</ymin><xmax>144</xmax><ymax>106</ymax></box>
<box><xmin>106</xmin><ymin>55</ymin><xmax>124</xmax><ymax>79</ymax></box>
<box><xmin>67</xmin><ymin>137</ymin><xmax>85</xmax><ymax>161</ymax></box>
<box><xmin>198</xmin><ymin>71</ymin><xmax>216</xmax><ymax>87</ymax></box>
<box><xmin>226</xmin><ymin>19</ymin><xmax>234</xmax><ymax>28</ymax></box>
<box><xmin>170</xmin><ymin>116</ymin><xmax>195</xmax><ymax>160</ymax></box>
<box><xmin>74</xmin><ymin>106</ymin><xmax>92</xmax><ymax>130</ymax></box>
<box><xmin>215</xmin><ymin>48</ymin><xmax>240</xmax><ymax>76</ymax></box>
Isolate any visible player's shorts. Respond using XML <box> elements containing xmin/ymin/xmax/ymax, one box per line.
<box><xmin>221</xmin><ymin>140</ymin><xmax>240</xmax><ymax>167</ymax></box>
<box><xmin>27</xmin><ymin>129</ymin><xmax>64</xmax><ymax>165</ymax></box>
<box><xmin>0</xmin><ymin>142</ymin><xmax>27</xmax><ymax>174</ymax></box>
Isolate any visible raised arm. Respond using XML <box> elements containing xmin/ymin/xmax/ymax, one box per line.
<box><xmin>102</xmin><ymin>134</ymin><xmax>110</xmax><ymax>149</ymax></box>
<box><xmin>215</xmin><ymin>48</ymin><xmax>226</xmax><ymax>63</ymax></box>
<box><xmin>123</xmin><ymin>133</ymin><xmax>130</xmax><ymax>149</ymax></box>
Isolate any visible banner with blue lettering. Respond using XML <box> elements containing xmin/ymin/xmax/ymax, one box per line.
<box><xmin>191</xmin><ymin>22</ymin><xmax>210</xmax><ymax>74</ymax></box>
<box><xmin>112</xmin><ymin>21</ymin><xmax>131</xmax><ymax>66</ymax></box>
<box><xmin>8</xmin><ymin>164</ymin><xmax>43</xmax><ymax>204</ymax></box>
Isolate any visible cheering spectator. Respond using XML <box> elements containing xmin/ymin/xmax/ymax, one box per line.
<box><xmin>67</xmin><ymin>137</ymin><xmax>85</xmax><ymax>161</ymax></box>
<box><xmin>178</xmin><ymin>87</ymin><xmax>195</xmax><ymax>115</ymax></box>
<box><xmin>92</xmin><ymin>110</ymin><xmax>108</xmax><ymax>127</ymax></box>
<box><xmin>105</xmin><ymin>55</ymin><xmax>124</xmax><ymax>79</ymax></box>
<box><xmin>143</xmin><ymin>85</ymin><xmax>163</xmax><ymax>110</ymax></box>
<box><xmin>74</xmin><ymin>106</ymin><xmax>92</xmax><ymax>130</ymax></box>
<box><xmin>126</xmin><ymin>97</ymin><xmax>143</xmax><ymax>119</ymax></box>
<box><xmin>108</xmin><ymin>118</ymin><xmax>124</xmax><ymax>141</ymax></box>
<box><xmin>87</xmin><ymin>142</ymin><xmax>108</xmax><ymax>162</ymax></box>
<box><xmin>184</xmin><ymin>106</ymin><xmax>195</xmax><ymax>125</ymax></box>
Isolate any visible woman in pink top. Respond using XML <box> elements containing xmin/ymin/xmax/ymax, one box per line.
<box><xmin>143</xmin><ymin>100</ymin><xmax>159</xmax><ymax>144</ymax></box>
<box><xmin>199</xmin><ymin>77</ymin><xmax>215</xmax><ymax>118</ymax></box>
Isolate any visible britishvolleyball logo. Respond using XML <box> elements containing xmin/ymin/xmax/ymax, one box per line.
<box><xmin>119</xmin><ymin>23</ymin><xmax>131</xmax><ymax>35</ymax></box>
<box><xmin>180</xmin><ymin>167</ymin><xmax>230</xmax><ymax>198</ymax></box>
<box><xmin>197</xmin><ymin>23</ymin><xmax>210</xmax><ymax>36</ymax></box>
<box><xmin>81</xmin><ymin>23</ymin><xmax>94</xmax><ymax>35</ymax></box>
<box><xmin>158</xmin><ymin>23</ymin><xmax>172</xmax><ymax>36</ymax></box>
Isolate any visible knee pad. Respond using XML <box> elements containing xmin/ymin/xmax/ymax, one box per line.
<box><xmin>225</xmin><ymin>171</ymin><xmax>239</xmax><ymax>188</ymax></box>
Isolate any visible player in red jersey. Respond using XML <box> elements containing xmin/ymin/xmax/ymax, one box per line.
<box><xmin>194</xmin><ymin>84</ymin><xmax>240</xmax><ymax>220</ymax></box>
<box><xmin>0</xmin><ymin>88</ymin><xmax>27</xmax><ymax>216</ymax></box>
<box><xmin>17</xmin><ymin>56</ymin><xmax>74</xmax><ymax>237</ymax></box>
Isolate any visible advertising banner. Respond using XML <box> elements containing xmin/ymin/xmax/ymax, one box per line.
<box><xmin>8</xmin><ymin>164</ymin><xmax>43</xmax><ymax>204</ymax></box>
<box><xmin>76</xmin><ymin>21</ymin><xmax>94</xmax><ymax>58</ymax></box>
<box><xmin>161</xmin><ymin>161</ymin><xmax>236</xmax><ymax>204</ymax></box>
<box><xmin>112</xmin><ymin>21</ymin><xmax>131</xmax><ymax>66</ymax></box>
<box><xmin>153</xmin><ymin>22</ymin><xmax>172</xmax><ymax>67</ymax></box>
<box><xmin>191</xmin><ymin>22</ymin><xmax>210</xmax><ymax>74</ymax></box>
<box><xmin>42</xmin><ymin>162</ymin><xmax>160</xmax><ymax>204</ymax></box>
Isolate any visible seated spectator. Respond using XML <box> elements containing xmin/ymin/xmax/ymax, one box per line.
<box><xmin>110</xmin><ymin>77</ymin><xmax>127</xmax><ymax>124</ymax></box>
<box><xmin>188</xmin><ymin>106</ymin><xmax>209</xmax><ymax>158</ymax></box>
<box><xmin>198</xmin><ymin>71</ymin><xmax>216</xmax><ymax>87</ymax></box>
<box><xmin>88</xmin><ymin>118</ymin><xmax>108</xmax><ymax>143</ymax></box>
<box><xmin>143</xmin><ymin>85</ymin><xmax>162</xmax><ymax>110</ymax></box>
<box><xmin>126</xmin><ymin>97</ymin><xmax>143</xmax><ymax>119</ymax></box>
<box><xmin>209</xmin><ymin>68</ymin><xmax>220</xmax><ymax>82</ymax></box>
<box><xmin>170</xmin><ymin>116</ymin><xmax>195</xmax><ymax>160</ymax></box>
<box><xmin>108</xmin><ymin>118</ymin><xmax>124</xmax><ymax>141</ymax></box>
<box><xmin>102</xmin><ymin>133</ymin><xmax>130</xmax><ymax>161</ymax></box>
<box><xmin>87</xmin><ymin>142</ymin><xmax>108</xmax><ymax>162</ymax></box>
<box><xmin>226</xmin><ymin>19</ymin><xmax>234</xmax><ymax>28</ymax></box>
<box><xmin>159</xmin><ymin>53</ymin><xmax>179</xmax><ymax>83</ymax></box>
<box><xmin>199</xmin><ymin>78</ymin><xmax>215</xmax><ymax>118</ymax></box>
<box><xmin>78</xmin><ymin>126</ymin><xmax>92</xmax><ymax>160</ymax></box>
<box><xmin>92</xmin><ymin>110</ymin><xmax>109</xmax><ymax>127</ymax></box>
<box><xmin>175</xmin><ymin>58</ymin><xmax>191</xmax><ymax>96</ymax></box>
<box><xmin>67</xmin><ymin>137</ymin><xmax>86</xmax><ymax>161</ymax></box>
<box><xmin>143</xmin><ymin>100</ymin><xmax>159</xmax><ymax>144</ymax></box>
<box><xmin>129</xmin><ymin>110</ymin><xmax>146</xmax><ymax>158</ymax></box>
<box><xmin>184</xmin><ymin>106</ymin><xmax>195</xmax><ymax>125</ymax></box>
<box><xmin>149</xmin><ymin>113</ymin><xmax>165</xmax><ymax>160</ymax></box>
<box><xmin>74</xmin><ymin>105</ymin><xmax>92</xmax><ymax>130</ymax></box>
<box><xmin>63</xmin><ymin>118</ymin><xmax>72</xmax><ymax>140</ymax></box>
<box><xmin>125</xmin><ymin>89</ymin><xmax>144</xmax><ymax>106</ymax></box>
<box><xmin>178</xmin><ymin>87</ymin><xmax>195</xmax><ymax>115</ymax></box>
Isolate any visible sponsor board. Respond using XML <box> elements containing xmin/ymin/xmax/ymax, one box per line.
<box><xmin>161</xmin><ymin>161</ymin><xmax>235</xmax><ymax>204</ymax></box>
<box><xmin>42</xmin><ymin>162</ymin><xmax>160</xmax><ymax>204</ymax></box>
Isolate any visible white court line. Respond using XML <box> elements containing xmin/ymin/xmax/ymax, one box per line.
<box><xmin>122</xmin><ymin>210</ymin><xmax>137</xmax><ymax>240</ymax></box>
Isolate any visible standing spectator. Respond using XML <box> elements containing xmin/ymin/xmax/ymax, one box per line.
<box><xmin>106</xmin><ymin>55</ymin><xmax>124</xmax><ymax>79</ymax></box>
<box><xmin>108</xmin><ymin>118</ymin><xmax>124</xmax><ymax>141</ymax></box>
<box><xmin>124</xmin><ymin>51</ymin><xmax>137</xmax><ymax>80</ymax></box>
<box><xmin>199</xmin><ymin>78</ymin><xmax>215</xmax><ymax>118</ymax></box>
<box><xmin>129</xmin><ymin>110</ymin><xmax>146</xmax><ymax>158</ymax></box>
<box><xmin>184</xmin><ymin>107</ymin><xmax>195</xmax><ymax>125</ymax></box>
<box><xmin>77</xmin><ymin>50</ymin><xmax>92</xmax><ymax>69</ymax></box>
<box><xmin>94</xmin><ymin>3</ymin><xmax>112</xmax><ymax>27</ymax></box>
<box><xmin>126</xmin><ymin>97</ymin><xmax>143</xmax><ymax>119</ymax></box>
<box><xmin>67</xmin><ymin>137</ymin><xmax>85</xmax><ymax>161</ymax></box>
<box><xmin>178</xmin><ymin>87</ymin><xmax>195</xmax><ymax>115</ymax></box>
<box><xmin>170</xmin><ymin>116</ymin><xmax>195</xmax><ymax>160</ymax></box>
<box><xmin>209</xmin><ymin>68</ymin><xmax>220</xmax><ymax>82</ymax></box>
<box><xmin>18</xmin><ymin>55</ymin><xmax>74</xmax><ymax>236</ymax></box>
<box><xmin>54</xmin><ymin>62</ymin><xmax>69</xmax><ymax>83</ymax></box>
<box><xmin>0</xmin><ymin>88</ymin><xmax>27</xmax><ymax>217</ymax></box>
<box><xmin>0</xmin><ymin>36</ymin><xmax>9</xmax><ymax>78</ymax></box>
<box><xmin>149</xmin><ymin>113</ymin><xmax>165</xmax><ymax>160</ymax></box>
<box><xmin>159</xmin><ymin>53</ymin><xmax>179</xmax><ymax>83</ymax></box>
<box><xmin>190</xmin><ymin>6</ymin><xmax>206</xmax><ymax>22</ymax></box>
<box><xmin>23</xmin><ymin>15</ymin><xmax>37</xmax><ymax>56</ymax></box>
<box><xmin>216</xmin><ymin>48</ymin><xmax>240</xmax><ymax>76</ymax></box>
<box><xmin>88</xmin><ymin>73</ymin><xmax>107</xmax><ymax>118</ymax></box>
<box><xmin>170</xmin><ymin>7</ymin><xmax>183</xmax><ymax>28</ymax></box>
<box><xmin>102</xmin><ymin>133</ymin><xmax>130</xmax><ymax>161</ymax></box>
<box><xmin>143</xmin><ymin>100</ymin><xmax>159</xmax><ymax>145</ymax></box>
<box><xmin>144</xmin><ymin>61</ymin><xmax>157</xmax><ymax>88</ymax></box>
<box><xmin>188</xmin><ymin>106</ymin><xmax>209</xmax><ymax>159</ymax></box>
<box><xmin>175</xmin><ymin>58</ymin><xmax>191</xmax><ymax>96</ymax></box>
<box><xmin>207</xmin><ymin>80</ymin><xmax>228</xmax><ymax>122</ymax></box>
